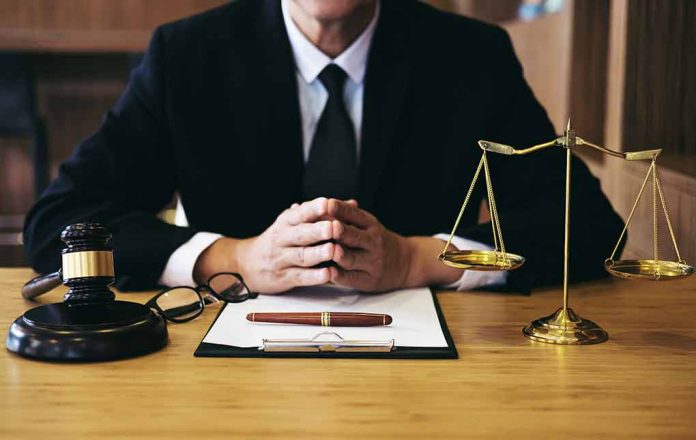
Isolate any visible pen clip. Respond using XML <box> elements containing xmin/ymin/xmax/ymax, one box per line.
<box><xmin>261</xmin><ymin>331</ymin><xmax>394</xmax><ymax>353</ymax></box>
<box><xmin>311</xmin><ymin>331</ymin><xmax>345</xmax><ymax>341</ymax></box>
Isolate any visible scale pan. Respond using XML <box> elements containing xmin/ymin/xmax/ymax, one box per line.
<box><xmin>439</xmin><ymin>250</ymin><xmax>524</xmax><ymax>271</ymax></box>
<box><xmin>605</xmin><ymin>259</ymin><xmax>694</xmax><ymax>281</ymax></box>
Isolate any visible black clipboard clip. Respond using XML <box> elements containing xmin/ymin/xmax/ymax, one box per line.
<box><xmin>261</xmin><ymin>331</ymin><xmax>394</xmax><ymax>353</ymax></box>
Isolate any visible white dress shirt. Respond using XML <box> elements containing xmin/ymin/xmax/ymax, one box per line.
<box><xmin>159</xmin><ymin>0</ymin><xmax>506</xmax><ymax>291</ymax></box>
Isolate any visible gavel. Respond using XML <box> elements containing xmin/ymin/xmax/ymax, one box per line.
<box><xmin>22</xmin><ymin>223</ymin><xmax>116</xmax><ymax>303</ymax></box>
<box><xmin>7</xmin><ymin>222</ymin><xmax>168</xmax><ymax>362</ymax></box>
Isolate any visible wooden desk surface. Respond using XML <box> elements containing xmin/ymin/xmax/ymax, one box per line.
<box><xmin>1</xmin><ymin>268</ymin><xmax>695</xmax><ymax>439</ymax></box>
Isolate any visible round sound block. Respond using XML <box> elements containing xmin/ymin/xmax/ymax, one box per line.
<box><xmin>6</xmin><ymin>301</ymin><xmax>168</xmax><ymax>362</ymax></box>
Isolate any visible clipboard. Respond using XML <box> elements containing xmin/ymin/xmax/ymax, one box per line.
<box><xmin>194</xmin><ymin>288</ymin><xmax>458</xmax><ymax>359</ymax></box>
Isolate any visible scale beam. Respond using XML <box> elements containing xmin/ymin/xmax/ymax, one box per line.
<box><xmin>479</xmin><ymin>138</ymin><xmax>662</xmax><ymax>161</ymax></box>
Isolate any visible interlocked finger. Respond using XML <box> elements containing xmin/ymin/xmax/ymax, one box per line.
<box><xmin>336</xmin><ymin>223</ymin><xmax>373</xmax><ymax>250</ymax></box>
<box><xmin>283</xmin><ymin>198</ymin><xmax>329</xmax><ymax>226</ymax></box>
<box><xmin>329</xmin><ymin>199</ymin><xmax>376</xmax><ymax>229</ymax></box>
<box><xmin>333</xmin><ymin>244</ymin><xmax>371</xmax><ymax>271</ymax></box>
<box><xmin>279</xmin><ymin>221</ymin><xmax>334</xmax><ymax>246</ymax></box>
<box><xmin>284</xmin><ymin>267</ymin><xmax>332</xmax><ymax>287</ymax></box>
<box><xmin>278</xmin><ymin>242</ymin><xmax>335</xmax><ymax>268</ymax></box>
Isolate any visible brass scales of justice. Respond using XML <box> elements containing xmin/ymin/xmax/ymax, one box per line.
<box><xmin>439</xmin><ymin>119</ymin><xmax>694</xmax><ymax>345</ymax></box>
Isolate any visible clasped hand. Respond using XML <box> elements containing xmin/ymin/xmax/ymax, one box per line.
<box><xmin>194</xmin><ymin>197</ymin><xmax>460</xmax><ymax>294</ymax></box>
<box><xmin>236</xmin><ymin>197</ymin><xmax>413</xmax><ymax>293</ymax></box>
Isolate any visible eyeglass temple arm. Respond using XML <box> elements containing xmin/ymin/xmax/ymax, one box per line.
<box><xmin>159</xmin><ymin>302</ymin><xmax>203</xmax><ymax>319</ymax></box>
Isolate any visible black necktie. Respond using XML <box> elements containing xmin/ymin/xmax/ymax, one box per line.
<box><xmin>303</xmin><ymin>64</ymin><xmax>358</xmax><ymax>200</ymax></box>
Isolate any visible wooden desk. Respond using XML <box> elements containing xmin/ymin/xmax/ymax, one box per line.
<box><xmin>1</xmin><ymin>268</ymin><xmax>695</xmax><ymax>439</ymax></box>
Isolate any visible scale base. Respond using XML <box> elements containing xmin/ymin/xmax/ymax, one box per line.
<box><xmin>523</xmin><ymin>307</ymin><xmax>608</xmax><ymax>345</ymax></box>
<box><xmin>6</xmin><ymin>301</ymin><xmax>168</xmax><ymax>362</ymax></box>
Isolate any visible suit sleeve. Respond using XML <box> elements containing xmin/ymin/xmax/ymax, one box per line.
<box><xmin>23</xmin><ymin>27</ymin><xmax>198</xmax><ymax>291</ymax></box>
<box><xmin>458</xmin><ymin>28</ymin><xmax>625</xmax><ymax>292</ymax></box>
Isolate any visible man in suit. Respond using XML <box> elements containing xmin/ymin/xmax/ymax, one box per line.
<box><xmin>23</xmin><ymin>0</ymin><xmax>624</xmax><ymax>293</ymax></box>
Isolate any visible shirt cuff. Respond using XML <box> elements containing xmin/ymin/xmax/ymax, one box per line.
<box><xmin>158</xmin><ymin>232</ymin><xmax>223</xmax><ymax>287</ymax></box>
<box><xmin>433</xmin><ymin>233</ymin><xmax>508</xmax><ymax>291</ymax></box>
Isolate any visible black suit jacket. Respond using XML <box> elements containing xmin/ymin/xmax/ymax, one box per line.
<box><xmin>24</xmin><ymin>0</ymin><xmax>624</xmax><ymax>291</ymax></box>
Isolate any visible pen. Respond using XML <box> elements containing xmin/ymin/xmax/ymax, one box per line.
<box><xmin>246</xmin><ymin>312</ymin><xmax>393</xmax><ymax>327</ymax></box>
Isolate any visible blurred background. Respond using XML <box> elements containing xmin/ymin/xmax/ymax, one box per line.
<box><xmin>0</xmin><ymin>0</ymin><xmax>694</xmax><ymax>268</ymax></box>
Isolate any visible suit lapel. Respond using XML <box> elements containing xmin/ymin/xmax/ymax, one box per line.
<box><xmin>250</xmin><ymin>0</ymin><xmax>305</xmax><ymax>201</ymax></box>
<box><xmin>359</xmin><ymin>0</ymin><xmax>414</xmax><ymax>211</ymax></box>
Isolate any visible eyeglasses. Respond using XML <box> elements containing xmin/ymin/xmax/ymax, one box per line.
<box><xmin>146</xmin><ymin>272</ymin><xmax>258</xmax><ymax>323</ymax></box>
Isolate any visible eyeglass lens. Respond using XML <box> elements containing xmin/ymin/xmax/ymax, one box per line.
<box><xmin>208</xmin><ymin>273</ymin><xmax>249</xmax><ymax>300</ymax></box>
<box><xmin>155</xmin><ymin>287</ymin><xmax>203</xmax><ymax>321</ymax></box>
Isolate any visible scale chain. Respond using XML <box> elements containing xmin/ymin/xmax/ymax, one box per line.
<box><xmin>652</xmin><ymin>161</ymin><xmax>659</xmax><ymax>262</ymax></box>
<box><xmin>608</xmin><ymin>159</ymin><xmax>654</xmax><ymax>262</ymax></box>
<box><xmin>654</xmin><ymin>164</ymin><xmax>684</xmax><ymax>263</ymax></box>
<box><xmin>482</xmin><ymin>152</ymin><xmax>508</xmax><ymax>263</ymax></box>
<box><xmin>441</xmin><ymin>153</ymin><xmax>486</xmax><ymax>254</ymax></box>
<box><xmin>482</xmin><ymin>153</ymin><xmax>499</xmax><ymax>252</ymax></box>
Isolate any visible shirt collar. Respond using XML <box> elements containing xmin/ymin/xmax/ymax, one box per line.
<box><xmin>281</xmin><ymin>0</ymin><xmax>380</xmax><ymax>84</ymax></box>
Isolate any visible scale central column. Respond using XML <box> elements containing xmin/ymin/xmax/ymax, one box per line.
<box><xmin>563</xmin><ymin>147</ymin><xmax>571</xmax><ymax>313</ymax></box>
<box><xmin>522</xmin><ymin>136</ymin><xmax>608</xmax><ymax>345</ymax></box>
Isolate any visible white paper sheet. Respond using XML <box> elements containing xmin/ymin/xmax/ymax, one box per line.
<box><xmin>202</xmin><ymin>286</ymin><xmax>448</xmax><ymax>348</ymax></box>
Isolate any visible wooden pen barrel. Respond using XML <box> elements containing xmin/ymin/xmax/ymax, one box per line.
<box><xmin>247</xmin><ymin>312</ymin><xmax>392</xmax><ymax>326</ymax></box>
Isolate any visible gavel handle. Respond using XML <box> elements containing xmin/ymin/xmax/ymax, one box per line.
<box><xmin>22</xmin><ymin>271</ymin><xmax>63</xmax><ymax>300</ymax></box>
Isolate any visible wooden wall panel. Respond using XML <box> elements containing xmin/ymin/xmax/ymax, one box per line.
<box><xmin>0</xmin><ymin>0</ymin><xmax>228</xmax><ymax>52</ymax></box>
<box><xmin>0</xmin><ymin>139</ymin><xmax>33</xmax><ymax>214</ymax></box>
<box><xmin>569</xmin><ymin>0</ymin><xmax>609</xmax><ymax>150</ymax></box>
<box><xmin>32</xmin><ymin>54</ymin><xmax>131</xmax><ymax>176</ymax></box>
<box><xmin>502</xmin><ymin>9</ymin><xmax>573</xmax><ymax>134</ymax></box>
<box><xmin>0</xmin><ymin>0</ymin><xmax>228</xmax><ymax>29</ymax></box>
<box><xmin>623</xmin><ymin>0</ymin><xmax>696</xmax><ymax>155</ymax></box>
<box><xmin>0</xmin><ymin>139</ymin><xmax>33</xmax><ymax>266</ymax></box>
<box><xmin>429</xmin><ymin>0</ymin><xmax>521</xmax><ymax>23</ymax></box>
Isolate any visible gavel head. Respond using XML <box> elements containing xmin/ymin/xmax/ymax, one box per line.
<box><xmin>60</xmin><ymin>223</ymin><xmax>116</xmax><ymax>304</ymax></box>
